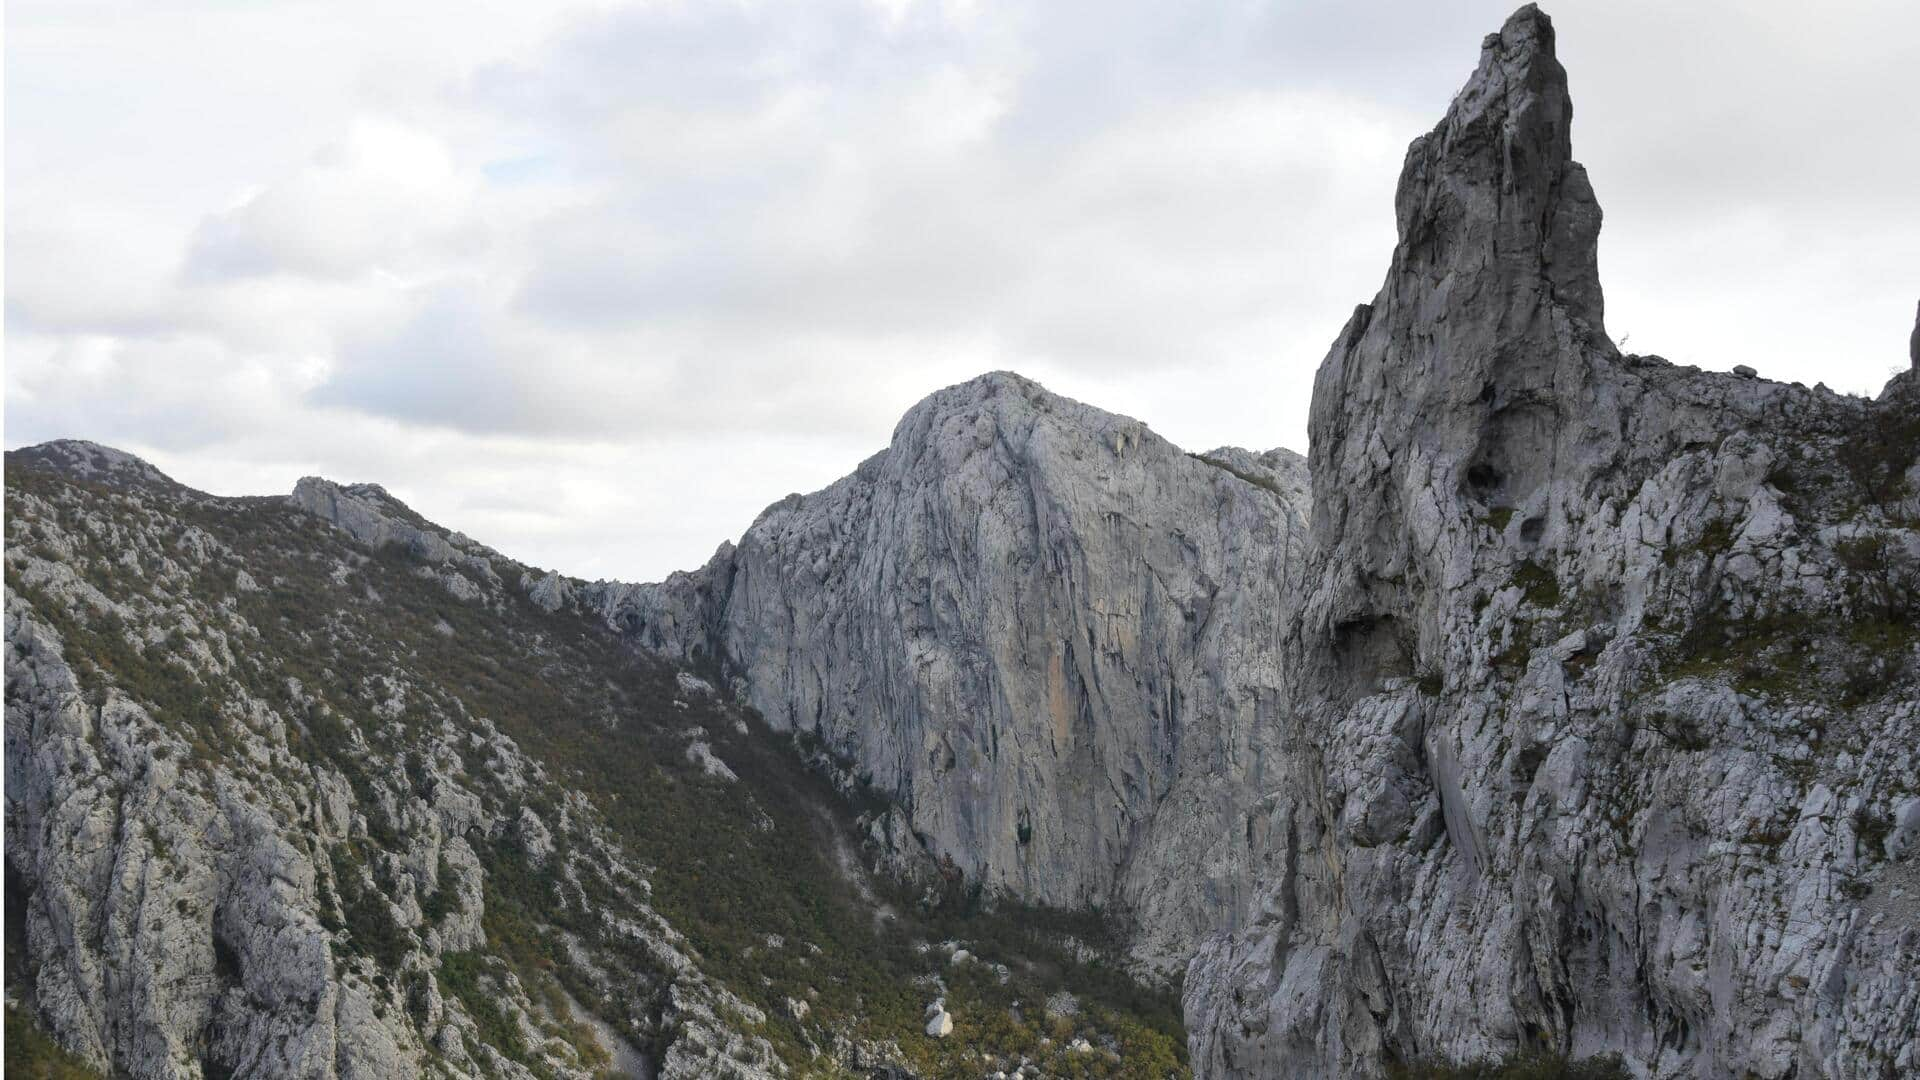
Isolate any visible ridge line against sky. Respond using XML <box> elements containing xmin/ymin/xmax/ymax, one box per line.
<box><xmin>8</xmin><ymin>0</ymin><xmax>1917</xmax><ymax>582</ymax></box>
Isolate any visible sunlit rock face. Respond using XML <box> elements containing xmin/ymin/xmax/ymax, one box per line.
<box><xmin>596</xmin><ymin>372</ymin><xmax>1314</xmax><ymax>974</ymax></box>
<box><xmin>1185</xmin><ymin>6</ymin><xmax>1920</xmax><ymax>1077</ymax></box>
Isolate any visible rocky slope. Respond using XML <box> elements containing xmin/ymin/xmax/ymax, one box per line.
<box><xmin>4</xmin><ymin>442</ymin><xmax>1189</xmax><ymax>1079</ymax></box>
<box><xmin>586</xmin><ymin>376</ymin><xmax>1313</xmax><ymax>974</ymax></box>
<box><xmin>1185</xmin><ymin>7</ymin><xmax>1920</xmax><ymax>1078</ymax></box>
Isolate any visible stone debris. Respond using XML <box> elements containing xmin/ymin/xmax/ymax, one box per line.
<box><xmin>923</xmin><ymin>1009</ymin><xmax>953</xmax><ymax>1038</ymax></box>
<box><xmin>684</xmin><ymin>739</ymin><xmax>738</xmax><ymax>782</ymax></box>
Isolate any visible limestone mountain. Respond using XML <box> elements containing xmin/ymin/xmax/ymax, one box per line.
<box><xmin>4</xmin><ymin>441</ymin><xmax>1188</xmax><ymax>1079</ymax></box>
<box><xmin>570</xmin><ymin>7</ymin><xmax>1919</xmax><ymax>1078</ymax></box>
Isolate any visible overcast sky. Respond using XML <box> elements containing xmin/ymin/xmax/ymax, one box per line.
<box><xmin>8</xmin><ymin>0</ymin><xmax>1917</xmax><ymax>581</ymax></box>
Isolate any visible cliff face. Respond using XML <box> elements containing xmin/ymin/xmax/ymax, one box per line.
<box><xmin>594</xmin><ymin>373</ymin><xmax>1312</xmax><ymax>972</ymax></box>
<box><xmin>1185</xmin><ymin>7</ymin><xmax>1920</xmax><ymax>1078</ymax></box>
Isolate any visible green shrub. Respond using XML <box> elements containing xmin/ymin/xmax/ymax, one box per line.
<box><xmin>5</xmin><ymin>1005</ymin><xmax>103</xmax><ymax>1080</ymax></box>
<box><xmin>330</xmin><ymin>846</ymin><xmax>410</xmax><ymax>972</ymax></box>
<box><xmin>439</xmin><ymin>952</ymin><xmax>528</xmax><ymax>1061</ymax></box>
<box><xmin>1512</xmin><ymin>561</ymin><xmax>1560</xmax><ymax>608</ymax></box>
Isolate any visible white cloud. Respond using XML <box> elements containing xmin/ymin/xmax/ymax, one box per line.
<box><xmin>185</xmin><ymin>118</ymin><xmax>479</xmax><ymax>282</ymax></box>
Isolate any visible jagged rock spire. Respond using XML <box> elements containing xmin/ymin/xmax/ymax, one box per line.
<box><xmin>1305</xmin><ymin>4</ymin><xmax>1609</xmax><ymax>630</ymax></box>
<box><xmin>1390</xmin><ymin>3</ymin><xmax>1606</xmax><ymax>337</ymax></box>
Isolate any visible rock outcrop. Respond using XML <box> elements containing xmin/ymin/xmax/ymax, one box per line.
<box><xmin>591</xmin><ymin>373</ymin><xmax>1312</xmax><ymax>971</ymax></box>
<box><xmin>290</xmin><ymin>476</ymin><xmax>507</xmax><ymax>602</ymax></box>
<box><xmin>6</xmin><ymin>599</ymin><xmax>419</xmax><ymax>1077</ymax></box>
<box><xmin>1185</xmin><ymin>6</ymin><xmax>1920</xmax><ymax>1077</ymax></box>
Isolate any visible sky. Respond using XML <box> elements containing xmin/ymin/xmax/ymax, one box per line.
<box><xmin>8</xmin><ymin>0</ymin><xmax>1918</xmax><ymax>582</ymax></box>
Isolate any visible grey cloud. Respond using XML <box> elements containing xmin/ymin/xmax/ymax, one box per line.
<box><xmin>183</xmin><ymin>211</ymin><xmax>287</xmax><ymax>281</ymax></box>
<box><xmin>467</xmin><ymin>0</ymin><xmax>931</xmax><ymax>162</ymax></box>
<box><xmin>308</xmin><ymin>278</ymin><xmax>922</xmax><ymax>440</ymax></box>
<box><xmin>5</xmin><ymin>332</ymin><xmax>296</xmax><ymax>454</ymax></box>
<box><xmin>310</xmin><ymin>285</ymin><xmax>549</xmax><ymax>434</ymax></box>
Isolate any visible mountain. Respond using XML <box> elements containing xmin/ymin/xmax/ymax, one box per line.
<box><xmin>4</xmin><ymin>441</ymin><xmax>1188</xmax><ymax>1079</ymax></box>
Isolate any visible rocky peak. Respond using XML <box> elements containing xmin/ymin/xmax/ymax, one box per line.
<box><xmin>1306</xmin><ymin>3</ymin><xmax>1612</xmax><ymax>656</ymax></box>
<box><xmin>1364</xmin><ymin>5</ymin><xmax>1599</xmax><ymax>361</ymax></box>
<box><xmin>1391</xmin><ymin>3</ymin><xmax>1604</xmax><ymax>341</ymax></box>
<box><xmin>885</xmin><ymin>370</ymin><xmax>1167</xmax><ymax>463</ymax></box>
<box><xmin>8</xmin><ymin>439</ymin><xmax>178</xmax><ymax>490</ymax></box>
<box><xmin>1884</xmin><ymin>300</ymin><xmax>1920</xmax><ymax>402</ymax></box>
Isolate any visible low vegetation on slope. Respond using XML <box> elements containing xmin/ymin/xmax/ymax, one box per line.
<box><xmin>5</xmin><ymin>1005</ymin><xmax>104</xmax><ymax>1080</ymax></box>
